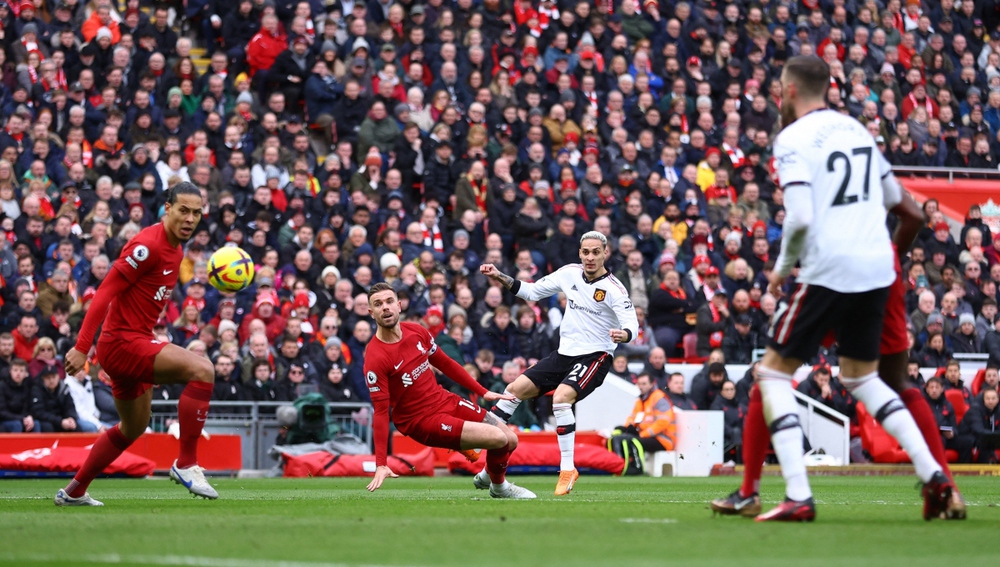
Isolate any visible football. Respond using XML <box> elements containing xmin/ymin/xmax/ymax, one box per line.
<box><xmin>208</xmin><ymin>246</ymin><xmax>255</xmax><ymax>292</ymax></box>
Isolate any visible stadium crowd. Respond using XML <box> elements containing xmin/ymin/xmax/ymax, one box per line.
<box><xmin>0</xmin><ymin>0</ymin><xmax>999</xmax><ymax>461</ymax></box>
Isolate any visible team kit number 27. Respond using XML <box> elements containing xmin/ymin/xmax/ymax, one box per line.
<box><xmin>827</xmin><ymin>147</ymin><xmax>873</xmax><ymax>207</ymax></box>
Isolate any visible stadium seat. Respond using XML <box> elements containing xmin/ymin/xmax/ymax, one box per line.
<box><xmin>944</xmin><ymin>390</ymin><xmax>969</xmax><ymax>424</ymax></box>
<box><xmin>970</xmin><ymin>369</ymin><xmax>986</xmax><ymax>397</ymax></box>
<box><xmin>682</xmin><ymin>333</ymin><xmax>698</xmax><ymax>359</ymax></box>
<box><xmin>855</xmin><ymin>403</ymin><xmax>910</xmax><ymax>464</ymax></box>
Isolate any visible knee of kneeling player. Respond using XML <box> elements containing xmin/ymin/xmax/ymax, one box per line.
<box><xmin>505</xmin><ymin>430</ymin><xmax>519</xmax><ymax>450</ymax></box>
<box><xmin>484</xmin><ymin>427</ymin><xmax>509</xmax><ymax>450</ymax></box>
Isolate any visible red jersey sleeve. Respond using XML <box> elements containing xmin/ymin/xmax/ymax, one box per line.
<box><xmin>113</xmin><ymin>232</ymin><xmax>157</xmax><ymax>284</ymax></box>
<box><xmin>362</xmin><ymin>344</ymin><xmax>391</xmax><ymax>467</ymax></box>
<box><xmin>419</xmin><ymin>325</ymin><xmax>488</xmax><ymax>397</ymax></box>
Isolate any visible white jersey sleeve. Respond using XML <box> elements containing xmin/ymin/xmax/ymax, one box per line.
<box><xmin>609</xmin><ymin>281</ymin><xmax>639</xmax><ymax>342</ymax></box>
<box><xmin>514</xmin><ymin>266</ymin><xmax>571</xmax><ymax>301</ymax></box>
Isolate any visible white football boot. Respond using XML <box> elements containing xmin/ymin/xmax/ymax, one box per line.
<box><xmin>54</xmin><ymin>488</ymin><xmax>104</xmax><ymax>507</ymax></box>
<box><xmin>169</xmin><ymin>461</ymin><xmax>219</xmax><ymax>499</ymax></box>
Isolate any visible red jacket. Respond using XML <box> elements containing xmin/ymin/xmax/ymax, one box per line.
<box><xmin>12</xmin><ymin>329</ymin><xmax>37</xmax><ymax>362</ymax></box>
<box><xmin>246</xmin><ymin>29</ymin><xmax>287</xmax><ymax>76</ymax></box>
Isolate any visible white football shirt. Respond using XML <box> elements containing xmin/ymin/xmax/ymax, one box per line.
<box><xmin>513</xmin><ymin>264</ymin><xmax>639</xmax><ymax>357</ymax></box>
<box><xmin>773</xmin><ymin>109</ymin><xmax>901</xmax><ymax>293</ymax></box>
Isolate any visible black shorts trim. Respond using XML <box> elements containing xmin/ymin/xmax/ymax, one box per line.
<box><xmin>768</xmin><ymin>284</ymin><xmax>888</xmax><ymax>363</ymax></box>
<box><xmin>523</xmin><ymin>351</ymin><xmax>613</xmax><ymax>401</ymax></box>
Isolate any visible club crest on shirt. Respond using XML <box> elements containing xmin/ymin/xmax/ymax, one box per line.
<box><xmin>593</xmin><ymin>289</ymin><xmax>606</xmax><ymax>302</ymax></box>
<box><xmin>366</xmin><ymin>371</ymin><xmax>377</xmax><ymax>385</ymax></box>
<box><xmin>416</xmin><ymin>341</ymin><xmax>426</xmax><ymax>355</ymax></box>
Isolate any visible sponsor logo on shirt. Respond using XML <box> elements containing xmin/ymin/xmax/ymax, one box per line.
<box><xmin>567</xmin><ymin>298</ymin><xmax>602</xmax><ymax>316</ymax></box>
<box><xmin>154</xmin><ymin>286</ymin><xmax>172</xmax><ymax>301</ymax></box>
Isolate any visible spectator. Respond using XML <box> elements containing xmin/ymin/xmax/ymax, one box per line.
<box><xmin>721</xmin><ymin>313</ymin><xmax>759</xmax><ymax>364</ymax></box>
<box><xmin>612</xmin><ymin>373</ymin><xmax>676</xmax><ymax>454</ymax></box>
<box><xmin>924</xmin><ymin>377</ymin><xmax>974</xmax><ymax>463</ymax></box>
<box><xmin>796</xmin><ymin>366</ymin><xmax>854</xmax><ymax>416</ymax></box>
<box><xmin>690</xmin><ymin>361</ymin><xmax>727</xmax><ymax>410</ymax></box>
<box><xmin>942</xmin><ymin>359</ymin><xmax>972</xmax><ymax>404</ymax></box>
<box><xmin>665</xmin><ymin>372</ymin><xmax>697</xmax><ymax>410</ymax></box>
<box><xmin>0</xmin><ymin>359</ymin><xmax>38</xmax><ymax>432</ymax></box>
<box><xmin>917</xmin><ymin>331</ymin><xmax>952</xmax><ymax>369</ymax></box>
<box><xmin>958</xmin><ymin>388</ymin><xmax>1000</xmax><ymax>463</ymax></box>
<box><xmin>695</xmin><ymin>288</ymin><xmax>729</xmax><ymax>357</ymax></box>
<box><xmin>647</xmin><ymin>268</ymin><xmax>696</xmax><ymax>355</ymax></box>
<box><xmin>319</xmin><ymin>363</ymin><xmax>355</xmax><ymax>404</ymax></box>
<box><xmin>12</xmin><ymin>314</ymin><xmax>39</xmax><ymax>362</ymax></box>
<box><xmin>642</xmin><ymin>348</ymin><xmax>668</xmax><ymax>387</ymax></box>
<box><xmin>28</xmin><ymin>337</ymin><xmax>64</xmax><ymax>380</ymax></box>
<box><xmin>711</xmin><ymin>381</ymin><xmax>745</xmax><ymax>462</ymax></box>
<box><xmin>951</xmin><ymin>313</ymin><xmax>982</xmax><ymax>354</ymax></box>
<box><xmin>64</xmin><ymin>370</ymin><xmax>105</xmax><ymax>432</ymax></box>
<box><xmin>30</xmin><ymin>366</ymin><xmax>81</xmax><ymax>432</ymax></box>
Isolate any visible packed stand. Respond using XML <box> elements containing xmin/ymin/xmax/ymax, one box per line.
<box><xmin>0</xmin><ymin>0</ymin><xmax>998</xmax><ymax>460</ymax></box>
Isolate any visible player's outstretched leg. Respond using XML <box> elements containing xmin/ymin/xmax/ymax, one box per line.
<box><xmin>154</xmin><ymin>345</ymin><xmax>219</xmax><ymax>499</ymax></box>
<box><xmin>552</xmin><ymin>384</ymin><xmax>580</xmax><ymax>496</ymax></box>
<box><xmin>711</xmin><ymin>384</ymin><xmax>764</xmax><ymax>517</ymax></box>
<box><xmin>461</xmin><ymin>420</ymin><xmax>535</xmax><ymax>499</ymax></box>
<box><xmin>837</xmin><ymin>362</ymin><xmax>947</xmax><ymax>519</ymax></box>
<box><xmin>754</xmin><ymin>363</ymin><xmax>815</xmax><ymax>522</ymax></box>
<box><xmin>57</xmin><ymin>388</ymin><xmax>154</xmax><ymax>507</ymax></box>
<box><xmin>474</xmin><ymin>377</ymin><xmax>537</xmax><ymax>490</ymax></box>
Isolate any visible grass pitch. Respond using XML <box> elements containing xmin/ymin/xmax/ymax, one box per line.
<box><xmin>0</xmin><ymin>475</ymin><xmax>998</xmax><ymax>567</ymax></box>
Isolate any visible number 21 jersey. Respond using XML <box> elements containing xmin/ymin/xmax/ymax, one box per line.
<box><xmin>773</xmin><ymin>109</ymin><xmax>901</xmax><ymax>293</ymax></box>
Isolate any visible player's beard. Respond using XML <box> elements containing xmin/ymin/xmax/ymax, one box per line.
<box><xmin>377</xmin><ymin>310</ymin><xmax>400</xmax><ymax>329</ymax></box>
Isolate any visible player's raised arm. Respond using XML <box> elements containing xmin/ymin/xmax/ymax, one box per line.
<box><xmin>480</xmin><ymin>263</ymin><xmax>564</xmax><ymax>301</ymax></box>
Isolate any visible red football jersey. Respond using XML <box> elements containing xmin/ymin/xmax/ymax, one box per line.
<box><xmin>101</xmin><ymin>223</ymin><xmax>183</xmax><ymax>341</ymax></box>
<box><xmin>363</xmin><ymin>322</ymin><xmax>454</xmax><ymax>431</ymax></box>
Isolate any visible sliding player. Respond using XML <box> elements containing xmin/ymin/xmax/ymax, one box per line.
<box><xmin>364</xmin><ymin>283</ymin><xmax>534</xmax><ymax>499</ymax></box>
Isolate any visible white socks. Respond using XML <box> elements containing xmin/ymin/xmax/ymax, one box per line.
<box><xmin>492</xmin><ymin>390</ymin><xmax>521</xmax><ymax>423</ymax></box>
<box><xmin>758</xmin><ymin>365</ymin><xmax>812</xmax><ymax>501</ymax></box>
<box><xmin>840</xmin><ymin>372</ymin><xmax>942</xmax><ymax>483</ymax></box>
<box><xmin>553</xmin><ymin>402</ymin><xmax>576</xmax><ymax>471</ymax></box>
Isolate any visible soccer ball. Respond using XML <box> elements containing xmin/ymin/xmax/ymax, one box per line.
<box><xmin>208</xmin><ymin>246</ymin><xmax>255</xmax><ymax>292</ymax></box>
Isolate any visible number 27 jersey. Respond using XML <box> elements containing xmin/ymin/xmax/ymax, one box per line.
<box><xmin>773</xmin><ymin>109</ymin><xmax>901</xmax><ymax>293</ymax></box>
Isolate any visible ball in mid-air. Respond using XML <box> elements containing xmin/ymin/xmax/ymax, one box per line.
<box><xmin>208</xmin><ymin>246</ymin><xmax>255</xmax><ymax>292</ymax></box>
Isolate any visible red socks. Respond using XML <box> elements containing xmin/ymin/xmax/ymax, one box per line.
<box><xmin>66</xmin><ymin>424</ymin><xmax>133</xmax><ymax>498</ymax></box>
<box><xmin>901</xmin><ymin>388</ymin><xmax>954</xmax><ymax>483</ymax></box>
<box><xmin>740</xmin><ymin>385</ymin><xmax>767</xmax><ymax>498</ymax></box>
<box><xmin>486</xmin><ymin>442</ymin><xmax>512</xmax><ymax>485</ymax></box>
<box><xmin>176</xmin><ymin>381</ymin><xmax>213</xmax><ymax>469</ymax></box>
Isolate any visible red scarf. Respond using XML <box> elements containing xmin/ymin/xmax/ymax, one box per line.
<box><xmin>908</xmin><ymin>92</ymin><xmax>933</xmax><ymax>116</ymax></box>
<box><xmin>469</xmin><ymin>177</ymin><xmax>488</xmax><ymax>213</ymax></box>
<box><xmin>723</xmin><ymin>143</ymin><xmax>745</xmax><ymax>169</ymax></box>
<box><xmin>422</xmin><ymin>222</ymin><xmax>443</xmax><ymax>253</ymax></box>
<box><xmin>707</xmin><ymin>302</ymin><xmax>723</xmax><ymax>347</ymax></box>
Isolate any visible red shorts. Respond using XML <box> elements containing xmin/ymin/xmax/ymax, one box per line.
<box><xmin>880</xmin><ymin>262</ymin><xmax>909</xmax><ymax>356</ymax></box>
<box><xmin>398</xmin><ymin>393</ymin><xmax>486</xmax><ymax>450</ymax></box>
<box><xmin>98</xmin><ymin>334</ymin><xmax>169</xmax><ymax>400</ymax></box>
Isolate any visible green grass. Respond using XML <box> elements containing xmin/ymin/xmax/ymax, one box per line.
<box><xmin>0</xmin><ymin>475</ymin><xmax>998</xmax><ymax>567</ymax></box>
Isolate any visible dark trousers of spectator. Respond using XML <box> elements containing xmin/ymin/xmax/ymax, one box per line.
<box><xmin>944</xmin><ymin>434</ymin><xmax>975</xmax><ymax>463</ymax></box>
<box><xmin>654</xmin><ymin>327</ymin><xmax>683</xmax><ymax>357</ymax></box>
<box><xmin>974</xmin><ymin>437</ymin><xmax>1000</xmax><ymax>464</ymax></box>
<box><xmin>0</xmin><ymin>420</ymin><xmax>40</xmax><ymax>432</ymax></box>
